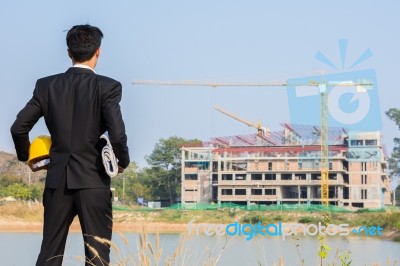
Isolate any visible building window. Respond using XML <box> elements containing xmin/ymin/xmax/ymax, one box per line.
<box><xmin>268</xmin><ymin>161</ymin><xmax>273</xmax><ymax>170</ymax></box>
<box><xmin>361</xmin><ymin>189</ymin><xmax>367</xmax><ymax>199</ymax></box>
<box><xmin>235</xmin><ymin>174</ymin><xmax>246</xmax><ymax>180</ymax></box>
<box><xmin>365</xmin><ymin>139</ymin><xmax>377</xmax><ymax>146</ymax></box>
<box><xmin>235</xmin><ymin>189</ymin><xmax>246</xmax><ymax>195</ymax></box>
<box><xmin>351</xmin><ymin>140</ymin><xmax>364</xmax><ymax>146</ymax></box>
<box><xmin>251</xmin><ymin>174</ymin><xmax>262</xmax><ymax>180</ymax></box>
<box><xmin>298</xmin><ymin>160</ymin><xmax>302</xmax><ymax>170</ymax></box>
<box><xmin>212</xmin><ymin>162</ymin><xmax>218</xmax><ymax>172</ymax></box>
<box><xmin>361</xmin><ymin>162</ymin><xmax>367</xmax><ymax>171</ymax></box>
<box><xmin>265</xmin><ymin>189</ymin><xmax>276</xmax><ymax>195</ymax></box>
<box><xmin>251</xmin><ymin>189</ymin><xmax>262</xmax><ymax>195</ymax></box>
<box><xmin>281</xmin><ymin>174</ymin><xmax>292</xmax><ymax>180</ymax></box>
<box><xmin>329</xmin><ymin>162</ymin><xmax>332</xmax><ymax>170</ymax></box>
<box><xmin>295</xmin><ymin>174</ymin><xmax>306</xmax><ymax>180</ymax></box>
<box><xmin>221</xmin><ymin>189</ymin><xmax>233</xmax><ymax>195</ymax></box>
<box><xmin>361</xmin><ymin>175</ymin><xmax>367</xmax><ymax>184</ymax></box>
<box><xmin>231</xmin><ymin>162</ymin><xmax>247</xmax><ymax>171</ymax></box>
<box><xmin>184</xmin><ymin>174</ymin><xmax>198</xmax><ymax>180</ymax></box>
<box><xmin>265</xmin><ymin>173</ymin><xmax>276</xmax><ymax>180</ymax></box>
<box><xmin>222</xmin><ymin>174</ymin><xmax>233</xmax><ymax>180</ymax></box>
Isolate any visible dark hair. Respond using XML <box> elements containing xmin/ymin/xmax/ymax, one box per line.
<box><xmin>66</xmin><ymin>24</ymin><xmax>103</xmax><ymax>62</ymax></box>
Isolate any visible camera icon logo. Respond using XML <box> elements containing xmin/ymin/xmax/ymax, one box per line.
<box><xmin>287</xmin><ymin>40</ymin><xmax>381</xmax><ymax>131</ymax></box>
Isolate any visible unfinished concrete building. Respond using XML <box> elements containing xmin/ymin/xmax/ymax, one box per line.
<box><xmin>181</xmin><ymin>124</ymin><xmax>391</xmax><ymax>209</ymax></box>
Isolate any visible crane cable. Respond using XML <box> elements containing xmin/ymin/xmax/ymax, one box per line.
<box><xmin>100</xmin><ymin>134</ymin><xmax>119</xmax><ymax>177</ymax></box>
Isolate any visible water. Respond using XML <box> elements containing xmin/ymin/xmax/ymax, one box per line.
<box><xmin>1</xmin><ymin>232</ymin><xmax>399</xmax><ymax>266</ymax></box>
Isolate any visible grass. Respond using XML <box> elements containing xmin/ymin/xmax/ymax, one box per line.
<box><xmin>0</xmin><ymin>201</ymin><xmax>43</xmax><ymax>222</ymax></box>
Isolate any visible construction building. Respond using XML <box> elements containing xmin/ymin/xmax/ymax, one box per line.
<box><xmin>181</xmin><ymin>124</ymin><xmax>392</xmax><ymax>209</ymax></box>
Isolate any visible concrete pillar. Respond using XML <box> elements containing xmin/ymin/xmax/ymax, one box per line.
<box><xmin>181</xmin><ymin>149</ymin><xmax>185</xmax><ymax>203</ymax></box>
<box><xmin>338</xmin><ymin>186</ymin><xmax>343</xmax><ymax>207</ymax></box>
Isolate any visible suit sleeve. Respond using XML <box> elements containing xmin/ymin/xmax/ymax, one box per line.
<box><xmin>10</xmin><ymin>86</ymin><xmax>43</xmax><ymax>161</ymax></box>
<box><xmin>101</xmin><ymin>82</ymin><xmax>130</xmax><ymax>168</ymax></box>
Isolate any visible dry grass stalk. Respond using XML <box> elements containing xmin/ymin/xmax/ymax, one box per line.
<box><xmin>94</xmin><ymin>236</ymin><xmax>120</xmax><ymax>255</ymax></box>
<box><xmin>172</xmin><ymin>233</ymin><xmax>185</xmax><ymax>261</ymax></box>
<box><xmin>147</xmin><ymin>242</ymin><xmax>156</xmax><ymax>259</ymax></box>
<box><xmin>117</xmin><ymin>231</ymin><xmax>129</xmax><ymax>246</ymax></box>
<box><xmin>279</xmin><ymin>256</ymin><xmax>283</xmax><ymax>266</ymax></box>
<box><xmin>85</xmin><ymin>243</ymin><xmax>105</xmax><ymax>266</ymax></box>
<box><xmin>155</xmin><ymin>231</ymin><xmax>163</xmax><ymax>262</ymax></box>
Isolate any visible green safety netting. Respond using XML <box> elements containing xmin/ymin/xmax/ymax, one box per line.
<box><xmin>112</xmin><ymin>203</ymin><xmax>390</xmax><ymax>213</ymax></box>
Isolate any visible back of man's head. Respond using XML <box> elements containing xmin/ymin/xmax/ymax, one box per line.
<box><xmin>66</xmin><ymin>24</ymin><xmax>103</xmax><ymax>63</ymax></box>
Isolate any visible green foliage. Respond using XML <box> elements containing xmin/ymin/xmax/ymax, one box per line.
<box><xmin>0</xmin><ymin>183</ymin><xmax>43</xmax><ymax>200</ymax></box>
<box><xmin>143</xmin><ymin>136</ymin><xmax>201</xmax><ymax>205</ymax></box>
<box><xmin>30</xmin><ymin>183</ymin><xmax>44</xmax><ymax>200</ymax></box>
<box><xmin>111</xmin><ymin>162</ymin><xmax>151</xmax><ymax>204</ymax></box>
<box><xmin>0</xmin><ymin>174</ymin><xmax>21</xmax><ymax>187</ymax></box>
<box><xmin>377</xmin><ymin>212</ymin><xmax>400</xmax><ymax>230</ymax></box>
<box><xmin>339</xmin><ymin>250</ymin><xmax>352</xmax><ymax>266</ymax></box>
<box><xmin>240</xmin><ymin>213</ymin><xmax>267</xmax><ymax>224</ymax></box>
<box><xmin>298</xmin><ymin>216</ymin><xmax>317</xmax><ymax>224</ymax></box>
<box><xmin>386</xmin><ymin>108</ymin><xmax>400</xmax><ymax>178</ymax></box>
<box><xmin>109</xmin><ymin>136</ymin><xmax>200</xmax><ymax>205</ymax></box>
<box><xmin>273</xmin><ymin>214</ymin><xmax>284</xmax><ymax>221</ymax></box>
<box><xmin>146</xmin><ymin>136</ymin><xmax>201</xmax><ymax>171</ymax></box>
<box><xmin>317</xmin><ymin>214</ymin><xmax>332</xmax><ymax>265</ymax></box>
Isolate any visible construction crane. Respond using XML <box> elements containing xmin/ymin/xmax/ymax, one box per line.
<box><xmin>213</xmin><ymin>105</ymin><xmax>269</xmax><ymax>137</ymax></box>
<box><xmin>133</xmin><ymin>79</ymin><xmax>371</xmax><ymax>206</ymax></box>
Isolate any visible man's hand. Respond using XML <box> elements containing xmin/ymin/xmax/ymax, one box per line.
<box><xmin>28</xmin><ymin>162</ymin><xmax>36</xmax><ymax>172</ymax></box>
<box><xmin>28</xmin><ymin>162</ymin><xmax>48</xmax><ymax>172</ymax></box>
<box><xmin>118</xmin><ymin>166</ymin><xmax>124</xmax><ymax>174</ymax></box>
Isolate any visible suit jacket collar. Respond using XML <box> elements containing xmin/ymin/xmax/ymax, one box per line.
<box><xmin>66</xmin><ymin>67</ymin><xmax>96</xmax><ymax>74</ymax></box>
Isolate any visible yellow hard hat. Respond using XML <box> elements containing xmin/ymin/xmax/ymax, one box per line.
<box><xmin>28</xmin><ymin>135</ymin><xmax>52</xmax><ymax>164</ymax></box>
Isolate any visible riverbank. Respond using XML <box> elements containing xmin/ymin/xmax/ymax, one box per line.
<box><xmin>0</xmin><ymin>202</ymin><xmax>188</xmax><ymax>233</ymax></box>
<box><xmin>0</xmin><ymin>217</ymin><xmax>187</xmax><ymax>233</ymax></box>
<box><xmin>1</xmin><ymin>202</ymin><xmax>400</xmax><ymax>240</ymax></box>
<box><xmin>2</xmin><ymin>216</ymin><xmax>400</xmax><ymax>243</ymax></box>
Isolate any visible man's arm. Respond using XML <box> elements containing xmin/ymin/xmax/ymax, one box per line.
<box><xmin>10</xmin><ymin>87</ymin><xmax>43</xmax><ymax>161</ymax></box>
<box><xmin>101</xmin><ymin>82</ymin><xmax>130</xmax><ymax>168</ymax></box>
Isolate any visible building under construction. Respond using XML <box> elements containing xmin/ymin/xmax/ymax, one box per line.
<box><xmin>181</xmin><ymin>124</ymin><xmax>392</xmax><ymax>209</ymax></box>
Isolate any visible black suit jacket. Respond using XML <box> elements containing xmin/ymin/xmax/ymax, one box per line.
<box><xmin>10</xmin><ymin>67</ymin><xmax>130</xmax><ymax>189</ymax></box>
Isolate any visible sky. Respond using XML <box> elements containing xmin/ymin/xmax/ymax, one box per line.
<box><xmin>1</xmin><ymin>1</ymin><xmax>400</xmax><ymax>169</ymax></box>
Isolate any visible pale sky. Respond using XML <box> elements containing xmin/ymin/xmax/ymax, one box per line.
<box><xmin>1</xmin><ymin>1</ymin><xmax>400</xmax><ymax>168</ymax></box>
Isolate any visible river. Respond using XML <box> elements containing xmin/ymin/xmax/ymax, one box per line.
<box><xmin>1</xmin><ymin>232</ymin><xmax>399</xmax><ymax>265</ymax></box>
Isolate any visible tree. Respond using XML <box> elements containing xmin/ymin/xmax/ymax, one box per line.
<box><xmin>6</xmin><ymin>183</ymin><xmax>31</xmax><ymax>200</ymax></box>
<box><xmin>144</xmin><ymin>136</ymin><xmax>201</xmax><ymax>205</ymax></box>
<box><xmin>386</xmin><ymin>108</ymin><xmax>400</xmax><ymax>178</ymax></box>
<box><xmin>110</xmin><ymin>162</ymin><xmax>151</xmax><ymax>204</ymax></box>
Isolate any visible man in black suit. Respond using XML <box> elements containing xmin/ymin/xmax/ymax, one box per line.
<box><xmin>10</xmin><ymin>24</ymin><xmax>130</xmax><ymax>266</ymax></box>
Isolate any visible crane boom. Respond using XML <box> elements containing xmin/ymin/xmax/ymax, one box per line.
<box><xmin>133</xmin><ymin>80</ymin><xmax>288</xmax><ymax>87</ymax></box>
<box><xmin>214</xmin><ymin>105</ymin><xmax>267</xmax><ymax>136</ymax></box>
<box><xmin>214</xmin><ymin>105</ymin><xmax>256</xmax><ymax>128</ymax></box>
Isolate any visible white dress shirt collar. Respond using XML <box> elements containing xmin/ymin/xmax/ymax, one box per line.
<box><xmin>72</xmin><ymin>64</ymin><xmax>95</xmax><ymax>73</ymax></box>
